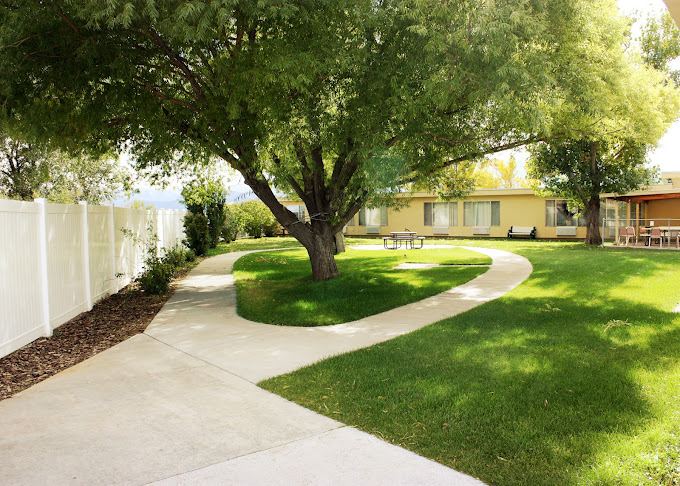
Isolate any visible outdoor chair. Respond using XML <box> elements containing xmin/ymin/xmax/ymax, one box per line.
<box><xmin>618</xmin><ymin>226</ymin><xmax>635</xmax><ymax>246</ymax></box>
<box><xmin>639</xmin><ymin>226</ymin><xmax>650</xmax><ymax>244</ymax></box>
<box><xmin>649</xmin><ymin>227</ymin><xmax>663</xmax><ymax>248</ymax></box>
<box><xmin>668</xmin><ymin>230</ymin><xmax>680</xmax><ymax>248</ymax></box>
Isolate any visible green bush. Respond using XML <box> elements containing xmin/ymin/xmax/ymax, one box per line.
<box><xmin>136</xmin><ymin>255</ymin><xmax>174</xmax><ymax>295</ymax></box>
<box><xmin>240</xmin><ymin>200</ymin><xmax>280</xmax><ymax>238</ymax></box>
<box><xmin>184</xmin><ymin>248</ymin><xmax>196</xmax><ymax>262</ymax></box>
<box><xmin>222</xmin><ymin>203</ymin><xmax>245</xmax><ymax>242</ymax></box>
<box><xmin>163</xmin><ymin>245</ymin><xmax>187</xmax><ymax>268</ymax></box>
<box><xmin>183</xmin><ymin>212</ymin><xmax>210</xmax><ymax>256</ymax></box>
<box><xmin>181</xmin><ymin>180</ymin><xmax>227</xmax><ymax>249</ymax></box>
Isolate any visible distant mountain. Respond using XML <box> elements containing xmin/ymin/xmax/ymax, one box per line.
<box><xmin>116</xmin><ymin>188</ymin><xmax>184</xmax><ymax>210</ymax></box>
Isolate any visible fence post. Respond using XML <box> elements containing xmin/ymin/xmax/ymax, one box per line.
<box><xmin>35</xmin><ymin>198</ymin><xmax>52</xmax><ymax>337</ymax></box>
<box><xmin>157</xmin><ymin>208</ymin><xmax>164</xmax><ymax>255</ymax></box>
<box><xmin>79</xmin><ymin>201</ymin><xmax>93</xmax><ymax>311</ymax></box>
<box><xmin>108</xmin><ymin>203</ymin><xmax>118</xmax><ymax>293</ymax></box>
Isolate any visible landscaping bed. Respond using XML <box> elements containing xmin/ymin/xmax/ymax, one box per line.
<box><xmin>0</xmin><ymin>265</ymin><xmax>196</xmax><ymax>402</ymax></box>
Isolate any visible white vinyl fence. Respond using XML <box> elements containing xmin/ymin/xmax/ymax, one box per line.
<box><xmin>0</xmin><ymin>198</ymin><xmax>187</xmax><ymax>359</ymax></box>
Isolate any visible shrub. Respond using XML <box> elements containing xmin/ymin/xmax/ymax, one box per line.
<box><xmin>184</xmin><ymin>248</ymin><xmax>196</xmax><ymax>262</ymax></box>
<box><xmin>222</xmin><ymin>203</ymin><xmax>245</xmax><ymax>242</ymax></box>
<box><xmin>163</xmin><ymin>245</ymin><xmax>187</xmax><ymax>268</ymax></box>
<box><xmin>136</xmin><ymin>255</ymin><xmax>174</xmax><ymax>294</ymax></box>
<box><xmin>183</xmin><ymin>212</ymin><xmax>210</xmax><ymax>256</ymax></box>
<box><xmin>181</xmin><ymin>179</ymin><xmax>227</xmax><ymax>249</ymax></box>
<box><xmin>240</xmin><ymin>200</ymin><xmax>279</xmax><ymax>238</ymax></box>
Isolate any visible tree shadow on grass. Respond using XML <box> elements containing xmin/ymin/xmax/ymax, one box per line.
<box><xmin>234</xmin><ymin>249</ymin><xmax>490</xmax><ymax>326</ymax></box>
<box><xmin>263</xmin><ymin>296</ymin><xmax>680</xmax><ymax>485</ymax></box>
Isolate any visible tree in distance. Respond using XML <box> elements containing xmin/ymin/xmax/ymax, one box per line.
<box><xmin>528</xmin><ymin>7</ymin><xmax>680</xmax><ymax>245</ymax></box>
<box><xmin>0</xmin><ymin>134</ymin><xmax>134</xmax><ymax>204</ymax></box>
<box><xmin>1</xmin><ymin>1</ymin><xmax>670</xmax><ymax>276</ymax></box>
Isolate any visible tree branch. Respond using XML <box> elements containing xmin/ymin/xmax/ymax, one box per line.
<box><xmin>146</xmin><ymin>28</ymin><xmax>205</xmax><ymax>101</ymax></box>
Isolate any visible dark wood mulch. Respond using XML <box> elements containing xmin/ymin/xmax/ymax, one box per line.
<box><xmin>0</xmin><ymin>265</ymin><xmax>195</xmax><ymax>402</ymax></box>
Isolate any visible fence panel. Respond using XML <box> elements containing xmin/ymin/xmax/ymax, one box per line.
<box><xmin>45</xmin><ymin>203</ymin><xmax>89</xmax><ymax>328</ymax></box>
<box><xmin>88</xmin><ymin>205</ymin><xmax>116</xmax><ymax>302</ymax></box>
<box><xmin>0</xmin><ymin>200</ymin><xmax>186</xmax><ymax>359</ymax></box>
<box><xmin>0</xmin><ymin>200</ymin><xmax>45</xmax><ymax>357</ymax></box>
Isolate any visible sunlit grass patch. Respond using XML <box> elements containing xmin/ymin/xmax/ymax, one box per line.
<box><xmin>262</xmin><ymin>241</ymin><xmax>680</xmax><ymax>485</ymax></box>
<box><xmin>234</xmin><ymin>247</ymin><xmax>489</xmax><ymax>326</ymax></box>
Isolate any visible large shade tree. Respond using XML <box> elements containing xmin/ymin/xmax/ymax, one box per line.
<box><xmin>0</xmin><ymin>0</ymin><xmax>646</xmax><ymax>278</ymax></box>
<box><xmin>528</xmin><ymin>6</ymin><xmax>680</xmax><ymax>245</ymax></box>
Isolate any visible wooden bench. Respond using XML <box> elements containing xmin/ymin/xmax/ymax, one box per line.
<box><xmin>507</xmin><ymin>226</ymin><xmax>536</xmax><ymax>239</ymax></box>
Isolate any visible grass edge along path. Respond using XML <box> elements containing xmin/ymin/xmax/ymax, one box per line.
<box><xmin>233</xmin><ymin>247</ymin><xmax>491</xmax><ymax>327</ymax></box>
<box><xmin>261</xmin><ymin>240</ymin><xmax>680</xmax><ymax>486</ymax></box>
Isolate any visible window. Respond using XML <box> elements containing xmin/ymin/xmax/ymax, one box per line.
<box><xmin>286</xmin><ymin>205</ymin><xmax>306</xmax><ymax>222</ymax></box>
<box><xmin>358</xmin><ymin>207</ymin><xmax>388</xmax><ymax>226</ymax></box>
<box><xmin>545</xmin><ymin>200</ymin><xmax>586</xmax><ymax>227</ymax></box>
<box><xmin>629</xmin><ymin>202</ymin><xmax>645</xmax><ymax>227</ymax></box>
<box><xmin>424</xmin><ymin>202</ymin><xmax>458</xmax><ymax>226</ymax></box>
<box><xmin>463</xmin><ymin>201</ymin><xmax>500</xmax><ymax>226</ymax></box>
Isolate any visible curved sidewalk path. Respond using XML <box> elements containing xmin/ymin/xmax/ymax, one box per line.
<box><xmin>0</xmin><ymin>245</ymin><xmax>531</xmax><ymax>486</ymax></box>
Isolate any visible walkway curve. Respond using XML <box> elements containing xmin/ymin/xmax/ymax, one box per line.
<box><xmin>145</xmin><ymin>245</ymin><xmax>532</xmax><ymax>383</ymax></box>
<box><xmin>0</xmin><ymin>245</ymin><xmax>532</xmax><ymax>486</ymax></box>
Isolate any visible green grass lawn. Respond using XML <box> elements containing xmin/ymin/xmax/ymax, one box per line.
<box><xmin>261</xmin><ymin>240</ymin><xmax>680</xmax><ymax>485</ymax></box>
<box><xmin>206</xmin><ymin>236</ymin><xmax>303</xmax><ymax>255</ymax></box>
<box><xmin>234</xmin><ymin>247</ymin><xmax>490</xmax><ymax>326</ymax></box>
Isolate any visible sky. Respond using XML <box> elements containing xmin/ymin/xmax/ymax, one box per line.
<box><xmin>125</xmin><ymin>0</ymin><xmax>680</xmax><ymax>208</ymax></box>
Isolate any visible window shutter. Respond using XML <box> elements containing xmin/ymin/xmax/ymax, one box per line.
<box><xmin>358</xmin><ymin>208</ymin><xmax>366</xmax><ymax>226</ymax></box>
<box><xmin>424</xmin><ymin>202</ymin><xmax>432</xmax><ymax>226</ymax></box>
<box><xmin>380</xmin><ymin>207</ymin><xmax>388</xmax><ymax>226</ymax></box>
<box><xmin>491</xmin><ymin>201</ymin><xmax>500</xmax><ymax>226</ymax></box>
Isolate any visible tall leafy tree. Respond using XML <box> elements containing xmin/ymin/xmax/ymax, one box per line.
<box><xmin>0</xmin><ymin>0</ymin><xmax>642</xmax><ymax>278</ymax></box>
<box><xmin>527</xmin><ymin>3</ymin><xmax>680</xmax><ymax>245</ymax></box>
<box><xmin>0</xmin><ymin>135</ymin><xmax>133</xmax><ymax>204</ymax></box>
<box><xmin>638</xmin><ymin>10</ymin><xmax>680</xmax><ymax>86</ymax></box>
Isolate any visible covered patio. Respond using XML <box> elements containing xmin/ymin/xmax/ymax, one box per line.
<box><xmin>601</xmin><ymin>177</ymin><xmax>680</xmax><ymax>249</ymax></box>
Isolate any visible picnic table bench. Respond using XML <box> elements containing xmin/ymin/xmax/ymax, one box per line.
<box><xmin>507</xmin><ymin>226</ymin><xmax>536</xmax><ymax>239</ymax></box>
<box><xmin>383</xmin><ymin>231</ymin><xmax>424</xmax><ymax>249</ymax></box>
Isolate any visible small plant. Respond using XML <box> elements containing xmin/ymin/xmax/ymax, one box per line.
<box><xmin>184</xmin><ymin>248</ymin><xmax>197</xmax><ymax>262</ymax></box>
<box><xmin>163</xmin><ymin>244</ymin><xmax>187</xmax><ymax>268</ymax></box>
<box><xmin>136</xmin><ymin>255</ymin><xmax>174</xmax><ymax>295</ymax></box>
<box><xmin>121</xmin><ymin>223</ymin><xmax>180</xmax><ymax>295</ymax></box>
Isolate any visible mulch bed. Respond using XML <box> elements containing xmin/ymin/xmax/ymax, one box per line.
<box><xmin>0</xmin><ymin>265</ymin><xmax>196</xmax><ymax>402</ymax></box>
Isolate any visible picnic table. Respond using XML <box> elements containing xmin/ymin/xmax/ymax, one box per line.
<box><xmin>383</xmin><ymin>231</ymin><xmax>424</xmax><ymax>249</ymax></box>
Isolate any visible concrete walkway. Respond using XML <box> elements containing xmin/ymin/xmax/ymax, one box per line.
<box><xmin>0</xmin><ymin>245</ymin><xmax>532</xmax><ymax>485</ymax></box>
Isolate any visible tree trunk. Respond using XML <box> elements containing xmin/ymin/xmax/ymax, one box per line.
<box><xmin>334</xmin><ymin>232</ymin><xmax>346</xmax><ymax>254</ymax></box>
<box><xmin>306</xmin><ymin>232</ymin><xmax>340</xmax><ymax>280</ymax></box>
<box><xmin>584</xmin><ymin>196</ymin><xmax>602</xmax><ymax>245</ymax></box>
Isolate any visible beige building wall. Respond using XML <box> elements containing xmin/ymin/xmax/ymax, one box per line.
<box><xmin>646</xmin><ymin>199</ymin><xmax>680</xmax><ymax>221</ymax></box>
<box><xmin>306</xmin><ymin>190</ymin><xmax>586</xmax><ymax>239</ymax></box>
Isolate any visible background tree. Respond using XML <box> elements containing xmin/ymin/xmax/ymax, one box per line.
<box><xmin>471</xmin><ymin>156</ymin><xmax>526</xmax><ymax>189</ymax></box>
<box><xmin>239</xmin><ymin>200</ymin><xmax>280</xmax><ymax>239</ymax></box>
<box><xmin>181</xmin><ymin>179</ymin><xmax>228</xmax><ymax>252</ymax></box>
<box><xmin>530</xmin><ymin>139</ymin><xmax>656</xmax><ymax>243</ymax></box>
<box><xmin>527</xmin><ymin>4</ymin><xmax>680</xmax><ymax>245</ymax></box>
<box><xmin>638</xmin><ymin>10</ymin><xmax>680</xmax><ymax>86</ymax></box>
<box><xmin>0</xmin><ymin>0</ymin><xmax>647</xmax><ymax>278</ymax></box>
<box><xmin>0</xmin><ymin>138</ymin><xmax>48</xmax><ymax>200</ymax></box>
<box><xmin>0</xmin><ymin>142</ymin><xmax>134</xmax><ymax>204</ymax></box>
